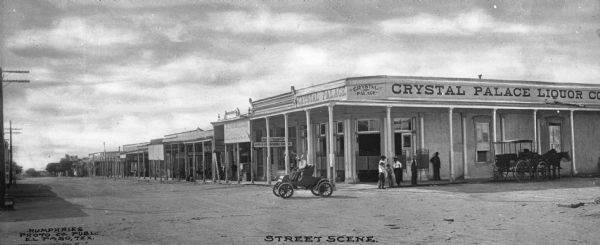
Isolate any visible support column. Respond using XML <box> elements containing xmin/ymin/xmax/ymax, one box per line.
<box><xmin>448</xmin><ymin>108</ymin><xmax>455</xmax><ymax>182</ymax></box>
<box><xmin>166</xmin><ymin>145</ymin><xmax>170</xmax><ymax>180</ymax></box>
<box><xmin>202</xmin><ymin>141</ymin><xmax>206</xmax><ymax>182</ymax></box>
<box><xmin>136</xmin><ymin>152</ymin><xmax>140</xmax><ymax>178</ymax></box>
<box><xmin>184</xmin><ymin>143</ymin><xmax>189</xmax><ymax>181</ymax></box>
<box><xmin>212</xmin><ymin>139</ymin><xmax>217</xmax><ymax>182</ymax></box>
<box><xmin>250</xmin><ymin>119</ymin><xmax>255</xmax><ymax>184</ymax></box>
<box><xmin>305</xmin><ymin>109</ymin><xmax>314</xmax><ymax>176</ymax></box>
<box><xmin>501</xmin><ymin>115</ymin><xmax>506</xmax><ymax>141</ymax></box>
<box><xmin>533</xmin><ymin>109</ymin><xmax>539</xmax><ymax>153</ymax></box>
<box><xmin>492</xmin><ymin>108</ymin><xmax>497</xmax><ymax>151</ymax></box>
<box><xmin>171</xmin><ymin>144</ymin><xmax>175</xmax><ymax>180</ymax></box>
<box><xmin>284</xmin><ymin>113</ymin><xmax>290</xmax><ymax>175</ymax></box>
<box><xmin>224</xmin><ymin>143</ymin><xmax>229</xmax><ymax>182</ymax></box>
<box><xmin>328</xmin><ymin>104</ymin><xmax>336</xmax><ymax>182</ymax></box>
<box><xmin>386</xmin><ymin>106</ymin><xmax>393</xmax><ymax>160</ymax></box>
<box><xmin>420</xmin><ymin>115</ymin><xmax>425</xmax><ymax>150</ymax></box>
<box><xmin>570</xmin><ymin>110</ymin><xmax>577</xmax><ymax>176</ymax></box>
<box><xmin>266</xmin><ymin>117</ymin><xmax>271</xmax><ymax>184</ymax></box>
<box><xmin>237</xmin><ymin>143</ymin><xmax>241</xmax><ymax>184</ymax></box>
<box><xmin>179</xmin><ymin>145</ymin><xmax>182</xmax><ymax>180</ymax></box>
<box><xmin>193</xmin><ymin>143</ymin><xmax>196</xmax><ymax>182</ymax></box>
<box><xmin>343</xmin><ymin>118</ymin><xmax>356</xmax><ymax>183</ymax></box>
<box><xmin>461</xmin><ymin>113</ymin><xmax>468</xmax><ymax>179</ymax></box>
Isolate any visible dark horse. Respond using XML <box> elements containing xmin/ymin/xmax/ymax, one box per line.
<box><xmin>541</xmin><ymin>149</ymin><xmax>571</xmax><ymax>179</ymax></box>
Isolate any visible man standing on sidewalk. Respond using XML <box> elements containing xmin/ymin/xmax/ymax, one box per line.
<box><xmin>393</xmin><ymin>157</ymin><xmax>403</xmax><ymax>186</ymax></box>
<box><xmin>410</xmin><ymin>159</ymin><xmax>418</xmax><ymax>186</ymax></box>
<box><xmin>430</xmin><ymin>152</ymin><xmax>441</xmax><ymax>181</ymax></box>
<box><xmin>378</xmin><ymin>156</ymin><xmax>386</xmax><ymax>189</ymax></box>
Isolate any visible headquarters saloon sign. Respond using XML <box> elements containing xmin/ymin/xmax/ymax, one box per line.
<box><xmin>295</xmin><ymin>86</ymin><xmax>347</xmax><ymax>106</ymax></box>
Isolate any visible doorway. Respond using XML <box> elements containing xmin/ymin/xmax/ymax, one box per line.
<box><xmin>357</xmin><ymin>133</ymin><xmax>381</xmax><ymax>181</ymax></box>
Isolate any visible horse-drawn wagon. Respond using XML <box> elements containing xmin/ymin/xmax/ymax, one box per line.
<box><xmin>492</xmin><ymin>140</ymin><xmax>569</xmax><ymax>182</ymax></box>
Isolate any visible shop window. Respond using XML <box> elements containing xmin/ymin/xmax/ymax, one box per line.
<box><xmin>318</xmin><ymin>123</ymin><xmax>327</xmax><ymax>136</ymax></box>
<box><xmin>203</xmin><ymin>143</ymin><xmax>212</xmax><ymax>152</ymax></box>
<box><xmin>254</xmin><ymin>129</ymin><xmax>263</xmax><ymax>142</ymax></box>
<box><xmin>357</xmin><ymin>119</ymin><xmax>380</xmax><ymax>133</ymax></box>
<box><xmin>475</xmin><ymin>121</ymin><xmax>491</xmax><ymax>162</ymax></box>
<box><xmin>393</xmin><ymin>118</ymin><xmax>412</xmax><ymax>131</ymax></box>
<box><xmin>358</xmin><ymin>134</ymin><xmax>380</xmax><ymax>156</ymax></box>
<box><xmin>299</xmin><ymin>125</ymin><xmax>307</xmax><ymax>138</ymax></box>
<box><xmin>277</xmin><ymin>127</ymin><xmax>285</xmax><ymax>137</ymax></box>
<box><xmin>336</xmin><ymin>135</ymin><xmax>344</xmax><ymax>156</ymax></box>
<box><xmin>549</xmin><ymin>123</ymin><xmax>561</xmax><ymax>151</ymax></box>
<box><xmin>317</xmin><ymin>136</ymin><xmax>326</xmax><ymax>156</ymax></box>
<box><xmin>402</xmin><ymin>134</ymin><xmax>412</xmax><ymax>148</ymax></box>
<box><xmin>336</xmin><ymin>121</ymin><xmax>344</xmax><ymax>135</ymax></box>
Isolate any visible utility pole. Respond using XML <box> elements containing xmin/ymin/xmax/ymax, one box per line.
<box><xmin>0</xmin><ymin>67</ymin><xmax>30</xmax><ymax>209</ymax></box>
<box><xmin>103</xmin><ymin>142</ymin><xmax>106</xmax><ymax>178</ymax></box>
<box><xmin>6</xmin><ymin>120</ymin><xmax>22</xmax><ymax>188</ymax></box>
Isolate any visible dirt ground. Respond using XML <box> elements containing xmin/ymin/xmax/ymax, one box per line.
<box><xmin>1</xmin><ymin>177</ymin><xmax>599</xmax><ymax>245</ymax></box>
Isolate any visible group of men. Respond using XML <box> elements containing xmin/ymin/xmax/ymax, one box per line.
<box><xmin>377</xmin><ymin>152</ymin><xmax>441</xmax><ymax>189</ymax></box>
<box><xmin>288</xmin><ymin>151</ymin><xmax>442</xmax><ymax>188</ymax></box>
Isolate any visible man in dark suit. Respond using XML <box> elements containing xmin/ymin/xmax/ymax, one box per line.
<box><xmin>430</xmin><ymin>152</ymin><xmax>441</xmax><ymax>181</ymax></box>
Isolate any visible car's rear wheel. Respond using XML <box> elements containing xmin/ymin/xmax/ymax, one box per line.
<box><xmin>318</xmin><ymin>182</ymin><xmax>333</xmax><ymax>197</ymax></box>
<box><xmin>309</xmin><ymin>185</ymin><xmax>320</xmax><ymax>196</ymax></box>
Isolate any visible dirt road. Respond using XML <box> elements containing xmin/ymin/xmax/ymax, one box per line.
<box><xmin>1</xmin><ymin>177</ymin><xmax>599</xmax><ymax>244</ymax></box>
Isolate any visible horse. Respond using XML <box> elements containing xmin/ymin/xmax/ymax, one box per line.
<box><xmin>541</xmin><ymin>149</ymin><xmax>571</xmax><ymax>179</ymax></box>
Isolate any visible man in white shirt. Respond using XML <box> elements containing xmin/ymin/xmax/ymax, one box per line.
<box><xmin>393</xmin><ymin>157</ymin><xmax>403</xmax><ymax>186</ymax></box>
<box><xmin>378</xmin><ymin>156</ymin><xmax>387</xmax><ymax>189</ymax></box>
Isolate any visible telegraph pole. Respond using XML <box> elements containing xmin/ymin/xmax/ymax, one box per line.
<box><xmin>0</xmin><ymin>67</ymin><xmax>30</xmax><ymax>209</ymax></box>
<box><xmin>6</xmin><ymin>120</ymin><xmax>22</xmax><ymax>188</ymax></box>
<box><xmin>103</xmin><ymin>142</ymin><xmax>106</xmax><ymax>178</ymax></box>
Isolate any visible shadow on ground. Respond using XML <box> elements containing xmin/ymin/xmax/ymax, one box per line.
<box><xmin>424</xmin><ymin>177</ymin><xmax>600</xmax><ymax>194</ymax></box>
<box><xmin>284</xmin><ymin>195</ymin><xmax>358</xmax><ymax>200</ymax></box>
<box><xmin>0</xmin><ymin>183</ymin><xmax>88</xmax><ymax>222</ymax></box>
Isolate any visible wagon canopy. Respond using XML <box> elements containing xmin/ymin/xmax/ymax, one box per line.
<box><xmin>492</xmin><ymin>139</ymin><xmax>534</xmax><ymax>155</ymax></box>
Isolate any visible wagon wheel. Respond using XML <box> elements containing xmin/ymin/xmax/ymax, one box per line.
<box><xmin>272</xmin><ymin>182</ymin><xmax>281</xmax><ymax>197</ymax></box>
<box><xmin>536</xmin><ymin>161</ymin><xmax>550</xmax><ymax>181</ymax></box>
<box><xmin>514</xmin><ymin>160</ymin><xmax>530</xmax><ymax>182</ymax></box>
<box><xmin>492</xmin><ymin>165</ymin><xmax>500</xmax><ymax>181</ymax></box>
<box><xmin>318</xmin><ymin>182</ymin><xmax>333</xmax><ymax>197</ymax></box>
<box><xmin>494</xmin><ymin>166</ymin><xmax>508</xmax><ymax>181</ymax></box>
<box><xmin>309</xmin><ymin>185</ymin><xmax>320</xmax><ymax>196</ymax></box>
<box><xmin>278</xmin><ymin>183</ymin><xmax>294</xmax><ymax>199</ymax></box>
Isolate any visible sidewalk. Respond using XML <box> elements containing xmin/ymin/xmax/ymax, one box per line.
<box><xmin>95</xmin><ymin>176</ymin><xmax>474</xmax><ymax>188</ymax></box>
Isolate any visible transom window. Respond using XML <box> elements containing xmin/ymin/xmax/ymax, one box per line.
<box><xmin>393</xmin><ymin>118</ymin><xmax>412</xmax><ymax>131</ymax></box>
<box><xmin>336</xmin><ymin>121</ymin><xmax>344</xmax><ymax>135</ymax></box>
<box><xmin>318</xmin><ymin>123</ymin><xmax>327</xmax><ymax>136</ymax></box>
<box><xmin>357</xmin><ymin>119</ymin><xmax>380</xmax><ymax>133</ymax></box>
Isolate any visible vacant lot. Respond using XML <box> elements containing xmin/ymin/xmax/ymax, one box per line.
<box><xmin>1</xmin><ymin>177</ymin><xmax>599</xmax><ymax>245</ymax></box>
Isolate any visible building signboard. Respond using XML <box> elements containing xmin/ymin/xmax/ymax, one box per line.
<box><xmin>260</xmin><ymin>137</ymin><xmax>285</xmax><ymax>142</ymax></box>
<box><xmin>348</xmin><ymin>78</ymin><xmax>600</xmax><ymax>106</ymax></box>
<box><xmin>348</xmin><ymin>83</ymin><xmax>385</xmax><ymax>99</ymax></box>
<box><xmin>148</xmin><ymin>144</ymin><xmax>164</xmax><ymax>160</ymax></box>
<box><xmin>295</xmin><ymin>86</ymin><xmax>347</xmax><ymax>106</ymax></box>
<box><xmin>253</xmin><ymin>141</ymin><xmax>293</xmax><ymax>148</ymax></box>
<box><xmin>224</xmin><ymin>119</ymin><xmax>251</xmax><ymax>143</ymax></box>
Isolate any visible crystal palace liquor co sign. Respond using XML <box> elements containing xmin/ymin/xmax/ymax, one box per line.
<box><xmin>348</xmin><ymin>79</ymin><xmax>600</xmax><ymax>105</ymax></box>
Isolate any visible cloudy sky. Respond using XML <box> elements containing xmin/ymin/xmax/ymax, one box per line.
<box><xmin>1</xmin><ymin>0</ymin><xmax>599</xmax><ymax>170</ymax></box>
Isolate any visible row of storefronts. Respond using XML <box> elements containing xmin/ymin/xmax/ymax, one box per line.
<box><xmin>89</xmin><ymin>76</ymin><xmax>600</xmax><ymax>184</ymax></box>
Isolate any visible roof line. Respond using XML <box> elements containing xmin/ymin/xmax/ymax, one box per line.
<box><xmin>164</xmin><ymin>128</ymin><xmax>209</xmax><ymax>137</ymax></box>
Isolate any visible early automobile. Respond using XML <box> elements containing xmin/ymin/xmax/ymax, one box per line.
<box><xmin>272</xmin><ymin>165</ymin><xmax>334</xmax><ymax>199</ymax></box>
